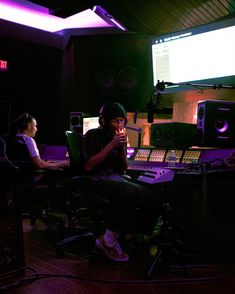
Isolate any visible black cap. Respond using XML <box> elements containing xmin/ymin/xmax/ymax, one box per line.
<box><xmin>100</xmin><ymin>102</ymin><xmax>126</xmax><ymax>122</ymax></box>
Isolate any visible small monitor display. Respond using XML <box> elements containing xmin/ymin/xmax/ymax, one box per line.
<box><xmin>83</xmin><ymin>117</ymin><xmax>99</xmax><ymax>135</ymax></box>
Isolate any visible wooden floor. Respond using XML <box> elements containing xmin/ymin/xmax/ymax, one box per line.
<box><xmin>1</xmin><ymin>219</ymin><xmax>235</xmax><ymax>294</ymax></box>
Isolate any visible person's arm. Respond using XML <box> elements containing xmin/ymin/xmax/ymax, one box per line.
<box><xmin>32</xmin><ymin>156</ymin><xmax>70</xmax><ymax>170</ymax></box>
<box><xmin>84</xmin><ymin>133</ymin><xmax>127</xmax><ymax>172</ymax></box>
<box><xmin>22</xmin><ymin>136</ymin><xmax>70</xmax><ymax>170</ymax></box>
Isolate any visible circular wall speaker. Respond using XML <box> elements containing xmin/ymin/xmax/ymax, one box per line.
<box><xmin>117</xmin><ymin>66</ymin><xmax>139</xmax><ymax>90</ymax></box>
<box><xmin>94</xmin><ymin>67</ymin><xmax>116</xmax><ymax>90</ymax></box>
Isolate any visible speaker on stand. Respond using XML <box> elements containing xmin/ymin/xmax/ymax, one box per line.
<box><xmin>69</xmin><ymin>112</ymin><xmax>83</xmax><ymax>133</ymax></box>
<box><xmin>197</xmin><ymin>100</ymin><xmax>235</xmax><ymax>147</ymax></box>
<box><xmin>150</xmin><ymin>122</ymin><xmax>197</xmax><ymax>148</ymax></box>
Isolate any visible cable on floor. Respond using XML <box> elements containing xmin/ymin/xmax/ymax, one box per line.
<box><xmin>0</xmin><ymin>263</ymin><xmax>230</xmax><ymax>292</ymax></box>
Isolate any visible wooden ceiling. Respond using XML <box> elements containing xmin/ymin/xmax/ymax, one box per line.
<box><xmin>30</xmin><ymin>0</ymin><xmax>235</xmax><ymax>35</ymax></box>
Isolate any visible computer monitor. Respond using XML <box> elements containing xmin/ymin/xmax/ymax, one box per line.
<box><xmin>82</xmin><ymin>116</ymin><xmax>99</xmax><ymax>135</ymax></box>
<box><xmin>151</xmin><ymin>17</ymin><xmax>235</xmax><ymax>92</ymax></box>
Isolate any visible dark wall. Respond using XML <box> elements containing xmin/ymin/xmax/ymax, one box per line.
<box><xmin>61</xmin><ymin>33</ymin><xmax>153</xmax><ymax>116</ymax></box>
<box><xmin>0</xmin><ymin>35</ymin><xmax>66</xmax><ymax>144</ymax></box>
<box><xmin>0</xmin><ymin>33</ymin><xmax>153</xmax><ymax>144</ymax></box>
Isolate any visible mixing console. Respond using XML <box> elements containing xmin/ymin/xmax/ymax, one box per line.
<box><xmin>127</xmin><ymin>147</ymin><xmax>235</xmax><ymax>171</ymax></box>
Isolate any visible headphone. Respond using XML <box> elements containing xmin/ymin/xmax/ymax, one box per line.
<box><xmin>98</xmin><ymin>102</ymin><xmax>127</xmax><ymax>127</ymax></box>
<box><xmin>98</xmin><ymin>105</ymin><xmax>105</xmax><ymax>126</ymax></box>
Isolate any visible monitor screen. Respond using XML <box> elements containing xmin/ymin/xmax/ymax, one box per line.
<box><xmin>151</xmin><ymin>17</ymin><xmax>235</xmax><ymax>92</ymax></box>
<box><xmin>82</xmin><ymin>116</ymin><xmax>99</xmax><ymax>134</ymax></box>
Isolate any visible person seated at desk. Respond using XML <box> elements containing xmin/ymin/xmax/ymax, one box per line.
<box><xmin>13</xmin><ymin>113</ymin><xmax>70</xmax><ymax>170</ymax></box>
<box><xmin>82</xmin><ymin>102</ymin><xmax>161</xmax><ymax>263</ymax></box>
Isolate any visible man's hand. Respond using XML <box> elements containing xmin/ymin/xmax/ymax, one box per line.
<box><xmin>112</xmin><ymin>133</ymin><xmax>127</xmax><ymax>148</ymax></box>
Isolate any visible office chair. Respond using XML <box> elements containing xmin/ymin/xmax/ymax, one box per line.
<box><xmin>56</xmin><ymin>131</ymin><xmax>109</xmax><ymax>255</ymax></box>
<box><xmin>3</xmin><ymin>135</ymin><xmax>64</xmax><ymax>230</ymax></box>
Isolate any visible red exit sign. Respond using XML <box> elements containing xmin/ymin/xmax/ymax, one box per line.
<box><xmin>0</xmin><ymin>59</ymin><xmax>8</xmax><ymax>71</ymax></box>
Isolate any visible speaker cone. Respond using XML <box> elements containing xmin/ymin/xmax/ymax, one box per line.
<box><xmin>214</xmin><ymin>116</ymin><xmax>228</xmax><ymax>133</ymax></box>
<box><xmin>117</xmin><ymin>66</ymin><xmax>139</xmax><ymax>90</ymax></box>
<box><xmin>95</xmin><ymin>67</ymin><xmax>116</xmax><ymax>89</ymax></box>
<box><xmin>70</xmin><ymin>116</ymin><xmax>80</xmax><ymax>126</ymax></box>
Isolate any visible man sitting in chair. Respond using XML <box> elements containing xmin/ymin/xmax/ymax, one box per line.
<box><xmin>82</xmin><ymin>102</ymin><xmax>161</xmax><ymax>263</ymax></box>
<box><xmin>13</xmin><ymin>113</ymin><xmax>70</xmax><ymax>170</ymax></box>
<box><xmin>9</xmin><ymin>113</ymin><xmax>70</xmax><ymax>216</ymax></box>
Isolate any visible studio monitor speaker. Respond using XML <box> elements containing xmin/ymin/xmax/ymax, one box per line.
<box><xmin>197</xmin><ymin>100</ymin><xmax>235</xmax><ymax>147</ymax></box>
<box><xmin>150</xmin><ymin>122</ymin><xmax>197</xmax><ymax>148</ymax></box>
<box><xmin>69</xmin><ymin>112</ymin><xmax>83</xmax><ymax>133</ymax></box>
<box><xmin>70</xmin><ymin>34</ymin><xmax>152</xmax><ymax>113</ymax></box>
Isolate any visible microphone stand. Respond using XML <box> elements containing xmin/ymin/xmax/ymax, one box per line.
<box><xmin>157</xmin><ymin>80</ymin><xmax>235</xmax><ymax>90</ymax></box>
<box><xmin>147</xmin><ymin>80</ymin><xmax>235</xmax><ymax>120</ymax></box>
<box><xmin>146</xmin><ymin>80</ymin><xmax>235</xmax><ymax>123</ymax></box>
<box><xmin>146</xmin><ymin>85</ymin><xmax>163</xmax><ymax>123</ymax></box>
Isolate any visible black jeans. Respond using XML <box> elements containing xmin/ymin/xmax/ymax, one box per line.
<box><xmin>84</xmin><ymin>177</ymin><xmax>162</xmax><ymax>235</ymax></box>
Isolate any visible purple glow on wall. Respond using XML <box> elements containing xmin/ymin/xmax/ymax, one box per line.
<box><xmin>0</xmin><ymin>0</ymin><xmax>122</xmax><ymax>33</ymax></box>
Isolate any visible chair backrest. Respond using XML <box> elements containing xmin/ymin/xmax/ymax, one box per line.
<box><xmin>5</xmin><ymin>135</ymin><xmax>32</xmax><ymax>161</ymax></box>
<box><xmin>0</xmin><ymin>136</ymin><xmax>20</xmax><ymax>184</ymax></box>
<box><xmin>65</xmin><ymin>131</ymin><xmax>84</xmax><ymax>174</ymax></box>
<box><xmin>5</xmin><ymin>135</ymin><xmax>35</xmax><ymax>176</ymax></box>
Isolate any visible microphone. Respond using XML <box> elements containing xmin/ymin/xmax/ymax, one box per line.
<box><xmin>156</xmin><ymin>80</ymin><xmax>166</xmax><ymax>91</ymax></box>
<box><xmin>147</xmin><ymin>100</ymin><xmax>156</xmax><ymax>123</ymax></box>
<box><xmin>156</xmin><ymin>80</ymin><xmax>175</xmax><ymax>91</ymax></box>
